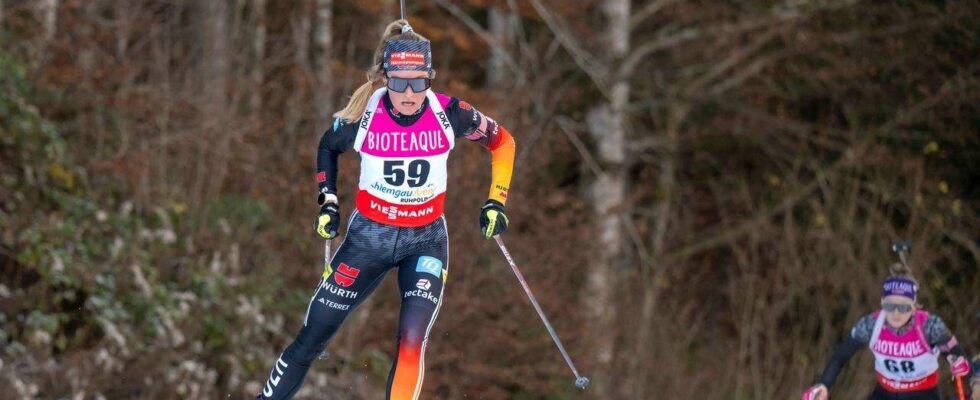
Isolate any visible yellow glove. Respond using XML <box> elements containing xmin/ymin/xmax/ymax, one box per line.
<box><xmin>315</xmin><ymin>203</ymin><xmax>340</xmax><ymax>239</ymax></box>
<box><xmin>479</xmin><ymin>199</ymin><xmax>508</xmax><ymax>239</ymax></box>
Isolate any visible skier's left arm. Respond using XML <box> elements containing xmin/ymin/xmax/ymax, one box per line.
<box><xmin>447</xmin><ymin>98</ymin><xmax>515</xmax><ymax>238</ymax></box>
<box><xmin>925</xmin><ymin>314</ymin><xmax>971</xmax><ymax>378</ymax></box>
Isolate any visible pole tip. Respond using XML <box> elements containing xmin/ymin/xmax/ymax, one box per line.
<box><xmin>575</xmin><ymin>377</ymin><xmax>590</xmax><ymax>389</ymax></box>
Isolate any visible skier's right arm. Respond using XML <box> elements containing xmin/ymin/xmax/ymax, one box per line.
<box><xmin>314</xmin><ymin>119</ymin><xmax>357</xmax><ymax>239</ymax></box>
<box><xmin>817</xmin><ymin>336</ymin><xmax>864</xmax><ymax>388</ymax></box>
<box><xmin>316</xmin><ymin>119</ymin><xmax>357</xmax><ymax>196</ymax></box>
<box><xmin>803</xmin><ymin>313</ymin><xmax>874</xmax><ymax>399</ymax></box>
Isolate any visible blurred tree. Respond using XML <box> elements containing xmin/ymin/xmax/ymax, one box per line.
<box><xmin>529</xmin><ymin>0</ymin><xmax>632</xmax><ymax>392</ymax></box>
<box><xmin>313</xmin><ymin>0</ymin><xmax>333</xmax><ymax>127</ymax></box>
<box><xmin>200</xmin><ymin>0</ymin><xmax>230</xmax><ymax>109</ymax></box>
<box><xmin>36</xmin><ymin>0</ymin><xmax>57</xmax><ymax>42</ymax></box>
<box><xmin>585</xmin><ymin>0</ymin><xmax>631</xmax><ymax>393</ymax></box>
<box><xmin>196</xmin><ymin>0</ymin><xmax>232</xmax><ymax>205</ymax></box>
<box><xmin>487</xmin><ymin>3</ymin><xmax>517</xmax><ymax>88</ymax></box>
<box><xmin>251</xmin><ymin>0</ymin><xmax>267</xmax><ymax>112</ymax></box>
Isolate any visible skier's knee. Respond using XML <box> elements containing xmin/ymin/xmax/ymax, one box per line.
<box><xmin>284</xmin><ymin>324</ymin><xmax>337</xmax><ymax>364</ymax></box>
<box><xmin>397</xmin><ymin>325</ymin><xmax>428</xmax><ymax>348</ymax></box>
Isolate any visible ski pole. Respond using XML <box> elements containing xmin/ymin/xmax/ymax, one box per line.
<box><xmin>493</xmin><ymin>236</ymin><xmax>590</xmax><ymax>390</ymax></box>
<box><xmin>400</xmin><ymin>0</ymin><xmax>406</xmax><ymax>20</ymax></box>
<box><xmin>318</xmin><ymin>239</ymin><xmax>333</xmax><ymax>361</ymax></box>
<box><xmin>956</xmin><ymin>375</ymin><xmax>966</xmax><ymax>400</ymax></box>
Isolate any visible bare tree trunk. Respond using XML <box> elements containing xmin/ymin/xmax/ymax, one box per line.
<box><xmin>584</xmin><ymin>0</ymin><xmax>630</xmax><ymax>395</ymax></box>
<box><xmin>29</xmin><ymin>0</ymin><xmax>58</xmax><ymax>64</ymax></box>
<box><xmin>250</xmin><ymin>0</ymin><xmax>267</xmax><ymax>112</ymax></box>
<box><xmin>193</xmin><ymin>0</ymin><xmax>231</xmax><ymax>206</ymax></box>
<box><xmin>37</xmin><ymin>0</ymin><xmax>58</xmax><ymax>42</ymax></box>
<box><xmin>202</xmin><ymin>0</ymin><xmax>230</xmax><ymax>111</ymax></box>
<box><xmin>630</xmin><ymin>103</ymin><xmax>686</xmax><ymax>398</ymax></box>
<box><xmin>284</xmin><ymin>1</ymin><xmax>312</xmax><ymax>145</ymax></box>
<box><xmin>487</xmin><ymin>5</ymin><xmax>516</xmax><ymax>88</ymax></box>
<box><xmin>78</xmin><ymin>1</ymin><xmax>97</xmax><ymax>149</ymax></box>
<box><xmin>313</xmin><ymin>0</ymin><xmax>333</xmax><ymax>128</ymax></box>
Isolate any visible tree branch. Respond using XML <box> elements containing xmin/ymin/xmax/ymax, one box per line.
<box><xmin>661</xmin><ymin>68</ymin><xmax>974</xmax><ymax>265</ymax></box>
<box><xmin>556</xmin><ymin>116</ymin><xmax>605</xmax><ymax>178</ymax></box>
<box><xmin>528</xmin><ymin>0</ymin><xmax>610</xmax><ymax>97</ymax></box>
<box><xmin>620</xmin><ymin>10</ymin><xmax>804</xmax><ymax>79</ymax></box>
<box><xmin>629</xmin><ymin>0</ymin><xmax>681</xmax><ymax>29</ymax></box>
<box><xmin>431</xmin><ymin>0</ymin><xmax>526</xmax><ymax>83</ymax></box>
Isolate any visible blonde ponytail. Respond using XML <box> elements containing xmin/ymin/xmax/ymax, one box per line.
<box><xmin>334</xmin><ymin>66</ymin><xmax>383</xmax><ymax>123</ymax></box>
<box><xmin>333</xmin><ymin>19</ymin><xmax>432</xmax><ymax>123</ymax></box>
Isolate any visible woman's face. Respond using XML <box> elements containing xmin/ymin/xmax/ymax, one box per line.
<box><xmin>385</xmin><ymin>70</ymin><xmax>428</xmax><ymax>116</ymax></box>
<box><xmin>881</xmin><ymin>295</ymin><xmax>915</xmax><ymax>328</ymax></box>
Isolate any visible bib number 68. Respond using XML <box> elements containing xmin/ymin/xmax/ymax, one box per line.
<box><xmin>884</xmin><ymin>359</ymin><xmax>915</xmax><ymax>374</ymax></box>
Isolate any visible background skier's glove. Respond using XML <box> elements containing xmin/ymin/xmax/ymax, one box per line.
<box><xmin>949</xmin><ymin>355</ymin><xmax>970</xmax><ymax>378</ymax></box>
<box><xmin>801</xmin><ymin>384</ymin><xmax>827</xmax><ymax>400</ymax></box>
<box><xmin>479</xmin><ymin>199</ymin><xmax>508</xmax><ymax>239</ymax></box>
<box><xmin>315</xmin><ymin>194</ymin><xmax>340</xmax><ymax>239</ymax></box>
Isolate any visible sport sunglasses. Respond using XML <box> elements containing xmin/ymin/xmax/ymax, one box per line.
<box><xmin>881</xmin><ymin>302</ymin><xmax>913</xmax><ymax>313</ymax></box>
<box><xmin>386</xmin><ymin>76</ymin><xmax>431</xmax><ymax>93</ymax></box>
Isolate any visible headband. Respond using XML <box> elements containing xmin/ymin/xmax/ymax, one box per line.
<box><xmin>882</xmin><ymin>277</ymin><xmax>917</xmax><ymax>300</ymax></box>
<box><xmin>382</xmin><ymin>39</ymin><xmax>432</xmax><ymax>72</ymax></box>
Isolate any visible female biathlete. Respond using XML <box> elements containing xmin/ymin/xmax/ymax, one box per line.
<box><xmin>801</xmin><ymin>263</ymin><xmax>972</xmax><ymax>400</ymax></box>
<box><xmin>257</xmin><ymin>20</ymin><xmax>516</xmax><ymax>400</ymax></box>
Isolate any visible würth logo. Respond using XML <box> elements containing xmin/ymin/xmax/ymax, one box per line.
<box><xmin>332</xmin><ymin>263</ymin><xmax>360</xmax><ymax>287</ymax></box>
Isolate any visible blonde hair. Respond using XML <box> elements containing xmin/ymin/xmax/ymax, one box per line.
<box><xmin>333</xmin><ymin>19</ymin><xmax>433</xmax><ymax>123</ymax></box>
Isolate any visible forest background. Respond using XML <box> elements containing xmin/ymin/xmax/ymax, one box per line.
<box><xmin>1</xmin><ymin>0</ymin><xmax>978</xmax><ymax>399</ymax></box>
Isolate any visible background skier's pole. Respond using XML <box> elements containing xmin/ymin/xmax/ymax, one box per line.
<box><xmin>891</xmin><ymin>240</ymin><xmax>911</xmax><ymax>266</ymax></box>
<box><xmin>956</xmin><ymin>375</ymin><xmax>966</xmax><ymax>400</ymax></box>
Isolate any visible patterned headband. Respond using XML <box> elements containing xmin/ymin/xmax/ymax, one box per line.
<box><xmin>882</xmin><ymin>276</ymin><xmax>917</xmax><ymax>300</ymax></box>
<box><xmin>383</xmin><ymin>40</ymin><xmax>432</xmax><ymax>72</ymax></box>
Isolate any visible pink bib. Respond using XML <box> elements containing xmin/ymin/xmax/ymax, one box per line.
<box><xmin>869</xmin><ymin>310</ymin><xmax>939</xmax><ymax>391</ymax></box>
<box><xmin>352</xmin><ymin>88</ymin><xmax>455</xmax><ymax>227</ymax></box>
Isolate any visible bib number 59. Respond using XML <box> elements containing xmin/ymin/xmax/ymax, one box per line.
<box><xmin>384</xmin><ymin>160</ymin><xmax>430</xmax><ymax>187</ymax></box>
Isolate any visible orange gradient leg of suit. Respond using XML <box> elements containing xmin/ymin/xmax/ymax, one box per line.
<box><xmin>389</xmin><ymin>340</ymin><xmax>424</xmax><ymax>399</ymax></box>
<box><xmin>386</xmin><ymin>255</ymin><xmax>446</xmax><ymax>400</ymax></box>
